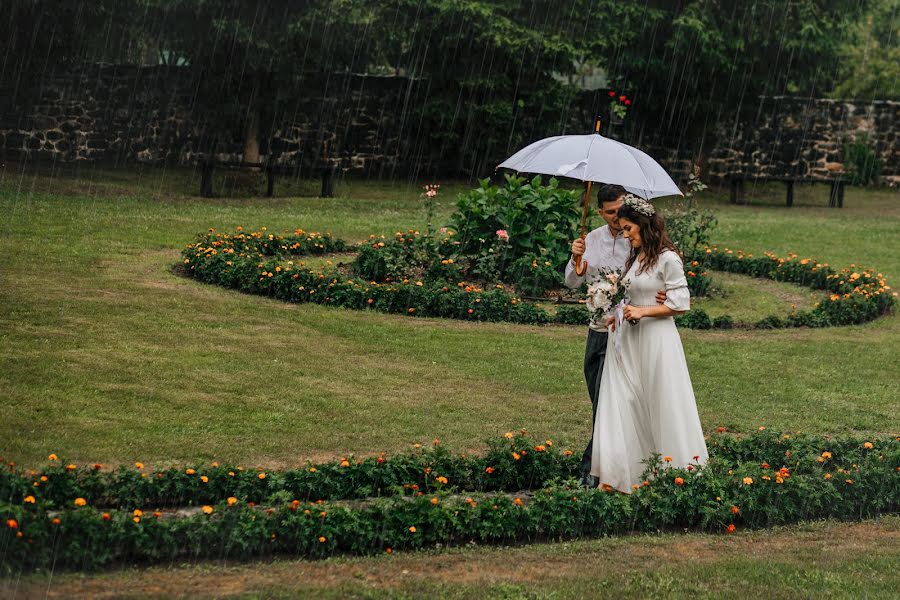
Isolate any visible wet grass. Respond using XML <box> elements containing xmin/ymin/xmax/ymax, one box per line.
<box><xmin>1</xmin><ymin>163</ymin><xmax>898</xmax><ymax>467</ymax></box>
<box><xmin>0</xmin><ymin>162</ymin><xmax>898</xmax><ymax>596</ymax></box>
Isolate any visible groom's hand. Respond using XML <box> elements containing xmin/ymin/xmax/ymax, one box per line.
<box><xmin>655</xmin><ymin>290</ymin><xmax>667</xmax><ymax>304</ymax></box>
<box><xmin>571</xmin><ymin>238</ymin><xmax>585</xmax><ymax>256</ymax></box>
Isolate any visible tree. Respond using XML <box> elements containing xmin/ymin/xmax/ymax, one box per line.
<box><xmin>832</xmin><ymin>0</ymin><xmax>899</xmax><ymax>100</ymax></box>
<box><xmin>599</xmin><ymin>0</ymin><xmax>871</xmax><ymax>164</ymax></box>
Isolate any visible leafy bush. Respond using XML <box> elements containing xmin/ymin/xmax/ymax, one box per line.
<box><xmin>663</xmin><ymin>203</ymin><xmax>718</xmax><ymax>261</ymax></box>
<box><xmin>3</xmin><ymin>432</ymin><xmax>897</xmax><ymax>572</ymax></box>
<box><xmin>843</xmin><ymin>133</ymin><xmax>882</xmax><ymax>186</ymax></box>
<box><xmin>675</xmin><ymin>308</ymin><xmax>712</xmax><ymax>329</ymax></box>
<box><xmin>448</xmin><ymin>174</ymin><xmax>580</xmax><ymax>284</ymax></box>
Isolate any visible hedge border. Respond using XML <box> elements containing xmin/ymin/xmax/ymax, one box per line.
<box><xmin>180</xmin><ymin>229</ymin><xmax>895</xmax><ymax>330</ymax></box>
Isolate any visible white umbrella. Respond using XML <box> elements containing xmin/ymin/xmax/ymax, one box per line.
<box><xmin>497</xmin><ymin>133</ymin><xmax>682</xmax><ymax>200</ymax></box>
<box><xmin>497</xmin><ymin>119</ymin><xmax>683</xmax><ymax>275</ymax></box>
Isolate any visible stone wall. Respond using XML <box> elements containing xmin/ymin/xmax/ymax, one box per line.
<box><xmin>0</xmin><ymin>63</ymin><xmax>417</xmax><ymax>176</ymax></box>
<box><xmin>707</xmin><ymin>97</ymin><xmax>899</xmax><ymax>184</ymax></box>
<box><xmin>1</xmin><ymin>64</ymin><xmax>897</xmax><ymax>185</ymax></box>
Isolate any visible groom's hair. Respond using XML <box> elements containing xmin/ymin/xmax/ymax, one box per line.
<box><xmin>597</xmin><ymin>184</ymin><xmax>627</xmax><ymax>207</ymax></box>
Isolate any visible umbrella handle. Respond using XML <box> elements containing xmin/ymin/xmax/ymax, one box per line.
<box><xmin>574</xmin><ymin>179</ymin><xmax>593</xmax><ymax>276</ymax></box>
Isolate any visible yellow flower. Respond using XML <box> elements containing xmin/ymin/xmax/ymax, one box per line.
<box><xmin>48</xmin><ymin>454</ymin><xmax>58</xmax><ymax>461</ymax></box>
<box><xmin>504</xmin><ymin>432</ymin><xmax>514</xmax><ymax>439</ymax></box>
<box><xmin>74</xmin><ymin>497</ymin><xmax>87</xmax><ymax>507</ymax></box>
<box><xmin>135</xmin><ymin>462</ymin><xmax>144</xmax><ymax>469</ymax></box>
<box><xmin>309</xmin><ymin>467</ymin><xmax>317</xmax><ymax>473</ymax></box>
<box><xmin>863</xmin><ymin>442</ymin><xmax>874</xmax><ymax>449</ymax></box>
<box><xmin>742</xmin><ymin>477</ymin><xmax>753</xmax><ymax>485</ymax></box>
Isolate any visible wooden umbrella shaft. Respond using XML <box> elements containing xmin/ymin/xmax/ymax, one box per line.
<box><xmin>574</xmin><ymin>180</ymin><xmax>592</xmax><ymax>276</ymax></box>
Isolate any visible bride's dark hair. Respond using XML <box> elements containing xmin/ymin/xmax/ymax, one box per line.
<box><xmin>617</xmin><ymin>203</ymin><xmax>680</xmax><ymax>275</ymax></box>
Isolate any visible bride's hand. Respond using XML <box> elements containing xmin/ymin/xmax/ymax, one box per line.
<box><xmin>605</xmin><ymin>315</ymin><xmax>616</xmax><ymax>331</ymax></box>
<box><xmin>622</xmin><ymin>305</ymin><xmax>644</xmax><ymax>321</ymax></box>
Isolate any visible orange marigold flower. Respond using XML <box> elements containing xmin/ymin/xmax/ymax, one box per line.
<box><xmin>512</xmin><ymin>452</ymin><xmax>521</xmax><ymax>461</ymax></box>
<box><xmin>51</xmin><ymin>517</ymin><xmax>61</xmax><ymax>525</ymax></box>
<box><xmin>74</xmin><ymin>497</ymin><xmax>87</xmax><ymax>507</ymax></box>
<box><xmin>485</xmin><ymin>466</ymin><xmax>495</xmax><ymax>474</ymax></box>
<box><xmin>318</xmin><ymin>536</ymin><xmax>327</xmax><ymax>543</ymax></box>
<box><xmin>534</xmin><ymin>445</ymin><xmax>546</xmax><ymax>452</ymax></box>
<box><xmin>258</xmin><ymin>472</ymin><xmax>267</xmax><ymax>480</ymax></box>
<box><xmin>742</xmin><ymin>477</ymin><xmax>753</xmax><ymax>485</ymax></box>
<box><xmin>514</xmin><ymin>498</ymin><xmax>523</xmax><ymax>506</ymax></box>
<box><xmin>824</xmin><ymin>473</ymin><xmax>832</xmax><ymax>480</ymax></box>
<box><xmin>48</xmin><ymin>454</ymin><xmax>58</xmax><ymax>461</ymax></box>
<box><xmin>93</xmin><ymin>464</ymin><xmax>103</xmax><ymax>470</ymax></box>
<box><xmin>821</xmin><ymin>451</ymin><xmax>832</xmax><ymax>459</ymax></box>
<box><xmin>431</xmin><ymin>497</ymin><xmax>439</xmax><ymax>505</ymax></box>
<box><xmin>504</xmin><ymin>432</ymin><xmax>514</xmax><ymax>439</ymax></box>
<box><xmin>340</xmin><ymin>459</ymin><xmax>351</xmax><ymax>468</ymax></box>
<box><xmin>863</xmin><ymin>442</ymin><xmax>874</xmax><ymax>449</ymax></box>
<box><xmin>563</xmin><ymin>450</ymin><xmax>573</xmax><ymax>456</ymax></box>
<box><xmin>436</xmin><ymin>476</ymin><xmax>448</xmax><ymax>484</ymax></box>
<box><xmin>385</xmin><ymin>547</ymin><xmax>393</xmax><ymax>554</ymax></box>
<box><xmin>23</xmin><ymin>495</ymin><xmax>35</xmax><ymax>504</ymax></box>
<box><xmin>202</xmin><ymin>505</ymin><xmax>214</xmax><ymax>515</ymax></box>
<box><xmin>133</xmin><ymin>509</ymin><xmax>143</xmax><ymax>517</ymax></box>
<box><xmin>65</xmin><ymin>464</ymin><xmax>77</xmax><ymax>472</ymax></box>
<box><xmin>102</xmin><ymin>513</ymin><xmax>111</xmax><ymax>521</ymax></box>
<box><xmin>845</xmin><ymin>479</ymin><xmax>853</xmax><ymax>485</ymax></box>
<box><xmin>727</xmin><ymin>524</ymin><xmax>736</xmax><ymax>534</ymax></box>
<box><xmin>153</xmin><ymin>512</ymin><xmax>162</xmax><ymax>519</ymax></box>
<box><xmin>663</xmin><ymin>456</ymin><xmax>673</xmax><ymax>463</ymax></box>
<box><xmin>408</xmin><ymin>526</ymin><xmax>417</xmax><ymax>533</ymax></box>
<box><xmin>133</xmin><ymin>517</ymin><xmax>141</xmax><ymax>524</ymax></box>
<box><xmin>674</xmin><ymin>477</ymin><xmax>684</xmax><ymax>486</ymax></box>
<box><xmin>731</xmin><ymin>505</ymin><xmax>739</xmax><ymax>515</ymax></box>
<box><xmin>200</xmin><ymin>476</ymin><xmax>209</xmax><ymax>483</ymax></box>
<box><xmin>227</xmin><ymin>497</ymin><xmax>237</xmax><ymax>506</ymax></box>
<box><xmin>185</xmin><ymin>468</ymin><xmax>196</xmax><ymax>475</ymax></box>
<box><xmin>6</xmin><ymin>519</ymin><xmax>18</xmax><ymax>529</ymax></box>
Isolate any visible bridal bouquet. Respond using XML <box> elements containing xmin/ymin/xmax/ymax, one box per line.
<box><xmin>585</xmin><ymin>269</ymin><xmax>625</xmax><ymax>328</ymax></box>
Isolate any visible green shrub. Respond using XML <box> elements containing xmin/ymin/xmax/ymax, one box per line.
<box><xmin>843</xmin><ymin>133</ymin><xmax>882</xmax><ymax>186</ymax></box>
<box><xmin>448</xmin><ymin>174</ymin><xmax>580</xmax><ymax>288</ymax></box>
<box><xmin>663</xmin><ymin>203</ymin><xmax>718</xmax><ymax>261</ymax></box>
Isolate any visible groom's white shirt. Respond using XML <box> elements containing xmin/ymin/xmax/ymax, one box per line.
<box><xmin>564</xmin><ymin>224</ymin><xmax>630</xmax><ymax>331</ymax></box>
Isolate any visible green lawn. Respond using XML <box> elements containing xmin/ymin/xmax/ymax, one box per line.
<box><xmin>1</xmin><ymin>163</ymin><xmax>898</xmax><ymax>597</ymax></box>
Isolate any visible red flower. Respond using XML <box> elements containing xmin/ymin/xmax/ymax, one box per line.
<box><xmin>624</xmin><ymin>100</ymin><xmax>631</xmax><ymax>106</ymax></box>
<box><xmin>608</xmin><ymin>90</ymin><xmax>616</xmax><ymax>97</ymax></box>
<box><xmin>619</xmin><ymin>95</ymin><xmax>626</xmax><ymax>102</ymax></box>
<box><xmin>727</xmin><ymin>524</ymin><xmax>736</xmax><ymax>534</ymax></box>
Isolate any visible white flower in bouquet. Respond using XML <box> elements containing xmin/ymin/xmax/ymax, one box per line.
<box><xmin>585</xmin><ymin>269</ymin><xmax>625</xmax><ymax>325</ymax></box>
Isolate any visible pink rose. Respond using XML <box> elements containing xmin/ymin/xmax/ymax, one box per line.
<box><xmin>496</xmin><ymin>229</ymin><xmax>509</xmax><ymax>241</ymax></box>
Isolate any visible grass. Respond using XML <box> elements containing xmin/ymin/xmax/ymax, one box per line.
<box><xmin>10</xmin><ymin>517</ymin><xmax>900</xmax><ymax>599</ymax></box>
<box><xmin>1</xmin><ymin>162</ymin><xmax>898</xmax><ymax>596</ymax></box>
<box><xmin>2</xmin><ymin>164</ymin><xmax>897</xmax><ymax>467</ymax></box>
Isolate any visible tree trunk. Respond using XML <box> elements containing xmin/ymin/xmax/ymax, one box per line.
<box><xmin>243</xmin><ymin>110</ymin><xmax>260</xmax><ymax>165</ymax></box>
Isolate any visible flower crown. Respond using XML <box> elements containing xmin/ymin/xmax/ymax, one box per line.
<box><xmin>622</xmin><ymin>193</ymin><xmax>656</xmax><ymax>216</ymax></box>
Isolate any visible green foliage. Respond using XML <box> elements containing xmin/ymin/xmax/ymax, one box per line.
<box><xmin>664</xmin><ymin>203</ymin><xmax>719</xmax><ymax>261</ymax></box>
<box><xmin>2</xmin><ymin>431</ymin><xmax>897</xmax><ymax>572</ymax></box>
<box><xmin>449</xmin><ymin>175</ymin><xmax>580</xmax><ymax>284</ymax></box>
<box><xmin>832</xmin><ymin>0</ymin><xmax>900</xmax><ymax>100</ymax></box>
<box><xmin>843</xmin><ymin>134</ymin><xmax>883</xmax><ymax>186</ymax></box>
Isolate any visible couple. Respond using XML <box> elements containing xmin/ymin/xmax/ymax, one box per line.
<box><xmin>565</xmin><ymin>185</ymin><xmax>708</xmax><ymax>492</ymax></box>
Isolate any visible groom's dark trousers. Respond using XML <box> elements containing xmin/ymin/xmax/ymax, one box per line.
<box><xmin>581</xmin><ymin>328</ymin><xmax>608</xmax><ymax>479</ymax></box>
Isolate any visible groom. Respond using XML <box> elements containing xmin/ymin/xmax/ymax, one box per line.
<box><xmin>565</xmin><ymin>184</ymin><xmax>666</xmax><ymax>488</ymax></box>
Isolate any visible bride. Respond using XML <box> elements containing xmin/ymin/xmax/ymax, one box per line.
<box><xmin>590</xmin><ymin>194</ymin><xmax>708</xmax><ymax>492</ymax></box>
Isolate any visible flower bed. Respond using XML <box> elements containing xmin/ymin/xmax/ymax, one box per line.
<box><xmin>2</xmin><ymin>432</ymin><xmax>898</xmax><ymax>572</ymax></box>
<box><xmin>180</xmin><ymin>229</ymin><xmax>895</xmax><ymax>329</ymax></box>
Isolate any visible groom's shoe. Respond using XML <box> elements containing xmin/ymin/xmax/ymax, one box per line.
<box><xmin>580</xmin><ymin>474</ymin><xmax>599</xmax><ymax>489</ymax></box>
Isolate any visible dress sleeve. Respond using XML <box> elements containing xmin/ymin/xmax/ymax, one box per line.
<box><xmin>661</xmin><ymin>252</ymin><xmax>691</xmax><ymax>312</ymax></box>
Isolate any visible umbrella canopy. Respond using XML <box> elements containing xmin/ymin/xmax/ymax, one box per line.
<box><xmin>497</xmin><ymin>133</ymin><xmax>682</xmax><ymax>200</ymax></box>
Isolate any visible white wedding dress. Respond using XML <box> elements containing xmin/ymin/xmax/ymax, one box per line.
<box><xmin>590</xmin><ymin>250</ymin><xmax>709</xmax><ymax>492</ymax></box>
